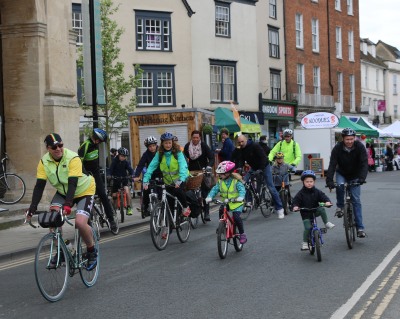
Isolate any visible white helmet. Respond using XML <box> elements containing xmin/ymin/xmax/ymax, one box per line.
<box><xmin>283</xmin><ymin>129</ymin><xmax>293</xmax><ymax>137</ymax></box>
<box><xmin>144</xmin><ymin>136</ymin><xmax>157</xmax><ymax>147</ymax></box>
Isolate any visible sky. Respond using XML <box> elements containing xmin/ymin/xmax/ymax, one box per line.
<box><xmin>359</xmin><ymin>0</ymin><xmax>400</xmax><ymax>49</ymax></box>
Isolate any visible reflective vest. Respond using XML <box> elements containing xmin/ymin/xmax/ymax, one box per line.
<box><xmin>42</xmin><ymin>148</ymin><xmax>92</xmax><ymax>197</ymax></box>
<box><xmin>160</xmin><ymin>154</ymin><xmax>180</xmax><ymax>185</ymax></box>
<box><xmin>219</xmin><ymin>179</ymin><xmax>243</xmax><ymax>210</ymax></box>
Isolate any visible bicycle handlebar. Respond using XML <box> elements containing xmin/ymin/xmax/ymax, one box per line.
<box><xmin>292</xmin><ymin>203</ymin><xmax>332</xmax><ymax>212</ymax></box>
<box><xmin>213</xmin><ymin>198</ymin><xmax>244</xmax><ymax>205</ymax></box>
<box><xmin>25</xmin><ymin>209</ymin><xmax>74</xmax><ymax>229</ymax></box>
<box><xmin>326</xmin><ymin>181</ymin><xmax>366</xmax><ymax>189</ymax></box>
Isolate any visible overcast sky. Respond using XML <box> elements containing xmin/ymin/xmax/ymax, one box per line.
<box><xmin>359</xmin><ymin>0</ymin><xmax>400</xmax><ymax>49</ymax></box>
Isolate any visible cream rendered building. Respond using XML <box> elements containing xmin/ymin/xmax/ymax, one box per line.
<box><xmin>0</xmin><ymin>0</ymin><xmax>80</xmax><ymax>199</ymax></box>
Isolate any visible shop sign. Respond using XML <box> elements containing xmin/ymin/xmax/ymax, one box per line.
<box><xmin>261</xmin><ymin>105</ymin><xmax>295</xmax><ymax>118</ymax></box>
<box><xmin>300</xmin><ymin>112</ymin><xmax>339</xmax><ymax>129</ymax></box>
<box><xmin>239</xmin><ymin>112</ymin><xmax>264</xmax><ymax>124</ymax></box>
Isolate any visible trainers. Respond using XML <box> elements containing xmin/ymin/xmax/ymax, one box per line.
<box><xmin>357</xmin><ymin>230</ymin><xmax>366</xmax><ymax>238</ymax></box>
<box><xmin>48</xmin><ymin>251</ymin><xmax>65</xmax><ymax>268</ymax></box>
<box><xmin>86</xmin><ymin>249</ymin><xmax>98</xmax><ymax>271</ymax></box>
<box><xmin>335</xmin><ymin>208</ymin><xmax>344</xmax><ymax>218</ymax></box>
<box><xmin>182</xmin><ymin>207</ymin><xmax>191</xmax><ymax>217</ymax></box>
<box><xmin>277</xmin><ymin>208</ymin><xmax>285</xmax><ymax>219</ymax></box>
<box><xmin>204</xmin><ymin>213</ymin><xmax>211</xmax><ymax>222</ymax></box>
<box><xmin>301</xmin><ymin>242</ymin><xmax>309</xmax><ymax>251</ymax></box>
<box><xmin>126</xmin><ymin>207</ymin><xmax>133</xmax><ymax>216</ymax></box>
<box><xmin>325</xmin><ymin>222</ymin><xmax>335</xmax><ymax>229</ymax></box>
<box><xmin>239</xmin><ymin>233</ymin><xmax>247</xmax><ymax>244</ymax></box>
<box><xmin>110</xmin><ymin>220</ymin><xmax>118</xmax><ymax>233</ymax></box>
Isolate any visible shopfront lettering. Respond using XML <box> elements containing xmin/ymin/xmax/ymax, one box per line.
<box><xmin>133</xmin><ymin>115</ymin><xmax>195</xmax><ymax>125</ymax></box>
<box><xmin>262</xmin><ymin>105</ymin><xmax>278</xmax><ymax>114</ymax></box>
<box><xmin>262</xmin><ymin>105</ymin><xmax>294</xmax><ymax>117</ymax></box>
<box><xmin>278</xmin><ymin>106</ymin><xmax>294</xmax><ymax>116</ymax></box>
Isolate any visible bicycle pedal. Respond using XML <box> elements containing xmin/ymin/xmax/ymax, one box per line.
<box><xmin>320</xmin><ymin>228</ymin><xmax>327</xmax><ymax>233</ymax></box>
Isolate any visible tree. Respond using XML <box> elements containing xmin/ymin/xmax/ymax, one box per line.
<box><xmin>78</xmin><ymin>0</ymin><xmax>142</xmax><ymax>148</ymax></box>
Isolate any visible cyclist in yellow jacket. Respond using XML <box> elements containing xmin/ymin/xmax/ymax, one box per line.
<box><xmin>269</xmin><ymin>129</ymin><xmax>302</xmax><ymax>172</ymax></box>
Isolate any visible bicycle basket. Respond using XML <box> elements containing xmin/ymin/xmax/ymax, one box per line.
<box><xmin>185</xmin><ymin>171</ymin><xmax>204</xmax><ymax>190</ymax></box>
<box><xmin>38</xmin><ymin>211</ymin><xmax>65</xmax><ymax>228</ymax></box>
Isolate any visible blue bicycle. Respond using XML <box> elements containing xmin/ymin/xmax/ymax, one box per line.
<box><xmin>294</xmin><ymin>203</ymin><xmax>332</xmax><ymax>262</ymax></box>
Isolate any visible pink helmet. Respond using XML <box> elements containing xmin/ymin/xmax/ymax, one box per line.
<box><xmin>216</xmin><ymin>161</ymin><xmax>235</xmax><ymax>174</ymax></box>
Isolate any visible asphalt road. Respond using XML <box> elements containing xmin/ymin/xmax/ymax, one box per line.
<box><xmin>1</xmin><ymin>171</ymin><xmax>400</xmax><ymax>319</ymax></box>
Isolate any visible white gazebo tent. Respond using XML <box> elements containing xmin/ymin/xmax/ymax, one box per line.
<box><xmin>381</xmin><ymin>120</ymin><xmax>400</xmax><ymax>138</ymax></box>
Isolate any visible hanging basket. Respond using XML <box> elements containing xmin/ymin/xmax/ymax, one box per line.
<box><xmin>185</xmin><ymin>171</ymin><xmax>204</xmax><ymax>190</ymax></box>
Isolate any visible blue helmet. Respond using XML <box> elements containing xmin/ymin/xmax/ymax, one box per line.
<box><xmin>160</xmin><ymin>132</ymin><xmax>174</xmax><ymax>141</ymax></box>
<box><xmin>301</xmin><ymin>170</ymin><xmax>316</xmax><ymax>181</ymax></box>
<box><xmin>93</xmin><ymin>128</ymin><xmax>107</xmax><ymax>142</ymax></box>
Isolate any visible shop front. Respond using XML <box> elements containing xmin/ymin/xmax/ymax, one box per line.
<box><xmin>259</xmin><ymin>99</ymin><xmax>297</xmax><ymax>146</ymax></box>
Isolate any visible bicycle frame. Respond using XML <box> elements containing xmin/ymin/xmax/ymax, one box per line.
<box><xmin>159</xmin><ymin>184</ymin><xmax>184</xmax><ymax>227</ymax></box>
<box><xmin>220</xmin><ymin>205</ymin><xmax>236</xmax><ymax>239</ymax></box>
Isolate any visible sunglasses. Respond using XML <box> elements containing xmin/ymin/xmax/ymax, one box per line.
<box><xmin>50</xmin><ymin>143</ymin><xmax>64</xmax><ymax>150</ymax></box>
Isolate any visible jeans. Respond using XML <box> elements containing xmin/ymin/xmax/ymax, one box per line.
<box><xmin>335</xmin><ymin>171</ymin><xmax>364</xmax><ymax>230</ymax></box>
<box><xmin>245</xmin><ymin>166</ymin><xmax>282</xmax><ymax>211</ymax></box>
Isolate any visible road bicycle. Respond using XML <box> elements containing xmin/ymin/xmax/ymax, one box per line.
<box><xmin>149</xmin><ymin>183</ymin><xmax>191</xmax><ymax>250</ymax></box>
<box><xmin>294</xmin><ymin>203</ymin><xmax>332</xmax><ymax>262</ymax></box>
<box><xmin>27</xmin><ymin>209</ymin><xmax>100</xmax><ymax>302</ymax></box>
<box><xmin>91</xmin><ymin>194</ymin><xmax>119</xmax><ymax>238</ymax></box>
<box><xmin>0</xmin><ymin>153</ymin><xmax>26</xmax><ymax>204</ymax></box>
<box><xmin>111</xmin><ymin>176</ymin><xmax>133</xmax><ymax>223</ymax></box>
<box><xmin>241</xmin><ymin>169</ymin><xmax>273</xmax><ymax>220</ymax></box>
<box><xmin>214</xmin><ymin>198</ymin><xmax>244</xmax><ymax>259</ymax></box>
<box><xmin>272</xmin><ymin>171</ymin><xmax>293</xmax><ymax>215</ymax></box>
<box><xmin>334</xmin><ymin>182</ymin><xmax>363</xmax><ymax>249</ymax></box>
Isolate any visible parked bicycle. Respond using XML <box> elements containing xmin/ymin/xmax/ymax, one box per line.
<box><xmin>111</xmin><ymin>176</ymin><xmax>133</xmax><ymax>223</ymax></box>
<box><xmin>27</xmin><ymin>208</ymin><xmax>100</xmax><ymax>302</ymax></box>
<box><xmin>272</xmin><ymin>171</ymin><xmax>293</xmax><ymax>215</ymax></box>
<box><xmin>241</xmin><ymin>169</ymin><xmax>273</xmax><ymax>220</ymax></box>
<box><xmin>0</xmin><ymin>153</ymin><xmax>26</xmax><ymax>204</ymax></box>
<box><xmin>91</xmin><ymin>194</ymin><xmax>119</xmax><ymax>238</ymax></box>
<box><xmin>293</xmin><ymin>203</ymin><xmax>332</xmax><ymax>262</ymax></box>
<box><xmin>214</xmin><ymin>198</ymin><xmax>244</xmax><ymax>259</ymax></box>
<box><xmin>149</xmin><ymin>183</ymin><xmax>191</xmax><ymax>251</ymax></box>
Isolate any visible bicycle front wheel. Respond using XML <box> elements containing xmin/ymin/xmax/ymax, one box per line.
<box><xmin>110</xmin><ymin>200</ymin><xmax>119</xmax><ymax>235</ymax></box>
<box><xmin>150</xmin><ymin>203</ymin><xmax>170</xmax><ymax>250</ymax></box>
<box><xmin>176</xmin><ymin>213</ymin><xmax>191</xmax><ymax>243</ymax></box>
<box><xmin>314</xmin><ymin>229</ymin><xmax>322</xmax><ymax>262</ymax></box>
<box><xmin>260</xmin><ymin>187</ymin><xmax>273</xmax><ymax>218</ymax></box>
<box><xmin>79</xmin><ymin>227</ymin><xmax>100</xmax><ymax>287</ymax></box>
<box><xmin>233</xmin><ymin>224</ymin><xmax>243</xmax><ymax>252</ymax></box>
<box><xmin>91</xmin><ymin>205</ymin><xmax>101</xmax><ymax>240</ymax></box>
<box><xmin>343</xmin><ymin>203</ymin><xmax>354</xmax><ymax>249</ymax></box>
<box><xmin>0</xmin><ymin>173</ymin><xmax>26</xmax><ymax>204</ymax></box>
<box><xmin>119</xmin><ymin>192</ymin><xmax>125</xmax><ymax>223</ymax></box>
<box><xmin>217</xmin><ymin>222</ymin><xmax>228</xmax><ymax>259</ymax></box>
<box><xmin>280</xmin><ymin>190</ymin><xmax>289</xmax><ymax>215</ymax></box>
<box><xmin>35</xmin><ymin>233</ymin><xmax>69</xmax><ymax>302</ymax></box>
<box><xmin>241</xmin><ymin>190</ymin><xmax>254</xmax><ymax>221</ymax></box>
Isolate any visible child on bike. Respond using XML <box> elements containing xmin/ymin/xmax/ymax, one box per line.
<box><xmin>271</xmin><ymin>152</ymin><xmax>291</xmax><ymax>192</ymax></box>
<box><xmin>143</xmin><ymin>132</ymin><xmax>191</xmax><ymax>217</ymax></box>
<box><xmin>109</xmin><ymin>147</ymin><xmax>134</xmax><ymax>215</ymax></box>
<box><xmin>133</xmin><ymin>136</ymin><xmax>161</xmax><ymax>218</ymax></box>
<box><xmin>205</xmin><ymin>161</ymin><xmax>247</xmax><ymax>244</ymax></box>
<box><xmin>292</xmin><ymin>170</ymin><xmax>335</xmax><ymax>251</ymax></box>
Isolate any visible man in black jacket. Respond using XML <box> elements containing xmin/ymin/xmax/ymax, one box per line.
<box><xmin>326</xmin><ymin>127</ymin><xmax>368</xmax><ymax>238</ymax></box>
<box><xmin>184</xmin><ymin>130</ymin><xmax>215</xmax><ymax>221</ymax></box>
<box><xmin>236</xmin><ymin>134</ymin><xmax>284</xmax><ymax>219</ymax></box>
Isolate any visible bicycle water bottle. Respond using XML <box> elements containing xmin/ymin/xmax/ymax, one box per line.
<box><xmin>65</xmin><ymin>240</ymin><xmax>75</xmax><ymax>256</ymax></box>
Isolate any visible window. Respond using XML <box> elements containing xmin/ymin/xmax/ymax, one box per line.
<box><xmin>136</xmin><ymin>65</ymin><xmax>175</xmax><ymax>106</ymax></box>
<box><xmin>311</xmin><ymin>18</ymin><xmax>319</xmax><ymax>52</ymax></box>
<box><xmin>336</xmin><ymin>27</ymin><xmax>342</xmax><ymax>59</ymax></box>
<box><xmin>335</xmin><ymin>0</ymin><xmax>341</xmax><ymax>11</ymax></box>
<box><xmin>270</xmin><ymin>69</ymin><xmax>281</xmax><ymax>100</ymax></box>
<box><xmin>268</xmin><ymin>27</ymin><xmax>280</xmax><ymax>58</ymax></box>
<box><xmin>72</xmin><ymin>4</ymin><xmax>83</xmax><ymax>45</ymax></box>
<box><xmin>313</xmin><ymin>66</ymin><xmax>321</xmax><ymax>97</ymax></box>
<box><xmin>295</xmin><ymin>13</ymin><xmax>303</xmax><ymax>49</ymax></box>
<box><xmin>269</xmin><ymin>0</ymin><xmax>277</xmax><ymax>19</ymax></box>
<box><xmin>347</xmin><ymin>0</ymin><xmax>353</xmax><ymax>15</ymax></box>
<box><xmin>297</xmin><ymin>64</ymin><xmax>305</xmax><ymax>99</ymax></box>
<box><xmin>395</xmin><ymin>105</ymin><xmax>398</xmax><ymax>119</ymax></box>
<box><xmin>215</xmin><ymin>1</ymin><xmax>230</xmax><ymax>37</ymax></box>
<box><xmin>337</xmin><ymin>72</ymin><xmax>343</xmax><ymax>105</ymax></box>
<box><xmin>136</xmin><ymin>11</ymin><xmax>172</xmax><ymax>51</ymax></box>
<box><xmin>394</xmin><ymin>74</ymin><xmax>398</xmax><ymax>95</ymax></box>
<box><xmin>349</xmin><ymin>75</ymin><xmax>355</xmax><ymax>111</ymax></box>
<box><xmin>348</xmin><ymin>30</ymin><xmax>354</xmax><ymax>61</ymax></box>
<box><xmin>210</xmin><ymin>60</ymin><xmax>236</xmax><ymax>102</ymax></box>
<box><xmin>364</xmin><ymin>66</ymin><xmax>368</xmax><ymax>89</ymax></box>
<box><xmin>376</xmin><ymin>69</ymin><xmax>379</xmax><ymax>90</ymax></box>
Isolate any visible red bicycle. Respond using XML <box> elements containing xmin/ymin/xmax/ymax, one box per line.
<box><xmin>214</xmin><ymin>198</ymin><xmax>244</xmax><ymax>259</ymax></box>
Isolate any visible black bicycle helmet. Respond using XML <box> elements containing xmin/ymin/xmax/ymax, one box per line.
<box><xmin>341</xmin><ymin>127</ymin><xmax>356</xmax><ymax>136</ymax></box>
<box><xmin>118</xmin><ymin>147</ymin><xmax>129</xmax><ymax>156</ymax></box>
<box><xmin>301</xmin><ymin>170</ymin><xmax>316</xmax><ymax>181</ymax></box>
<box><xmin>144</xmin><ymin>136</ymin><xmax>157</xmax><ymax>147</ymax></box>
<box><xmin>93</xmin><ymin>128</ymin><xmax>107</xmax><ymax>142</ymax></box>
<box><xmin>160</xmin><ymin>132</ymin><xmax>174</xmax><ymax>141</ymax></box>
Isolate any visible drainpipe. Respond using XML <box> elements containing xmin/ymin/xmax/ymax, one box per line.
<box><xmin>327</xmin><ymin>0</ymin><xmax>334</xmax><ymax>111</ymax></box>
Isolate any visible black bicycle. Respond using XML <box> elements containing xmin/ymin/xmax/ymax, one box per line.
<box><xmin>0</xmin><ymin>153</ymin><xmax>26</xmax><ymax>204</ymax></box>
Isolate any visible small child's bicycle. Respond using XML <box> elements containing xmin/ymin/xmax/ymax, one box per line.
<box><xmin>294</xmin><ymin>203</ymin><xmax>332</xmax><ymax>262</ymax></box>
<box><xmin>214</xmin><ymin>198</ymin><xmax>244</xmax><ymax>259</ymax></box>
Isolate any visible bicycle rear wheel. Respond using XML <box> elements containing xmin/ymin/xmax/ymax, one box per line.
<box><xmin>217</xmin><ymin>222</ymin><xmax>228</xmax><ymax>259</ymax></box>
<box><xmin>35</xmin><ymin>233</ymin><xmax>69</xmax><ymax>302</ymax></box>
<box><xmin>110</xmin><ymin>200</ymin><xmax>119</xmax><ymax>235</ymax></box>
<box><xmin>260</xmin><ymin>187</ymin><xmax>273</xmax><ymax>218</ymax></box>
<box><xmin>79</xmin><ymin>227</ymin><xmax>100</xmax><ymax>287</ymax></box>
<box><xmin>314</xmin><ymin>229</ymin><xmax>322</xmax><ymax>262</ymax></box>
<box><xmin>91</xmin><ymin>205</ymin><xmax>102</xmax><ymax>240</ymax></box>
<box><xmin>0</xmin><ymin>173</ymin><xmax>26</xmax><ymax>204</ymax></box>
<box><xmin>150</xmin><ymin>203</ymin><xmax>170</xmax><ymax>250</ymax></box>
<box><xmin>343</xmin><ymin>203</ymin><xmax>354</xmax><ymax>249</ymax></box>
<box><xmin>233</xmin><ymin>224</ymin><xmax>243</xmax><ymax>252</ymax></box>
<box><xmin>241</xmin><ymin>189</ymin><xmax>254</xmax><ymax>221</ymax></box>
<box><xmin>177</xmin><ymin>213</ymin><xmax>191</xmax><ymax>243</ymax></box>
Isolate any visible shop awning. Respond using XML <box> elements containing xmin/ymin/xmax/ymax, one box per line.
<box><xmin>356</xmin><ymin>117</ymin><xmax>392</xmax><ymax>138</ymax></box>
<box><xmin>338</xmin><ymin>116</ymin><xmax>379</xmax><ymax>137</ymax></box>
<box><xmin>214</xmin><ymin>107</ymin><xmax>261</xmax><ymax>133</ymax></box>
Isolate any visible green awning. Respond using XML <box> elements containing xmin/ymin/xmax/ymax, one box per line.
<box><xmin>338</xmin><ymin>116</ymin><xmax>379</xmax><ymax>137</ymax></box>
<box><xmin>215</xmin><ymin>107</ymin><xmax>261</xmax><ymax>133</ymax></box>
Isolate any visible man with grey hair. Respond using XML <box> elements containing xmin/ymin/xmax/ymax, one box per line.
<box><xmin>237</xmin><ymin>134</ymin><xmax>284</xmax><ymax>219</ymax></box>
